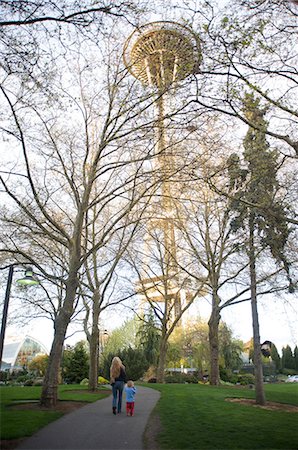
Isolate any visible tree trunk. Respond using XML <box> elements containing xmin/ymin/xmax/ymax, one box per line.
<box><xmin>249</xmin><ymin>215</ymin><xmax>266</xmax><ymax>406</ymax></box>
<box><xmin>40</xmin><ymin>311</ymin><xmax>72</xmax><ymax>406</ymax></box>
<box><xmin>156</xmin><ymin>335</ymin><xmax>167</xmax><ymax>383</ymax></box>
<box><xmin>208</xmin><ymin>303</ymin><xmax>221</xmax><ymax>385</ymax></box>
<box><xmin>88</xmin><ymin>329</ymin><xmax>99</xmax><ymax>391</ymax></box>
<box><xmin>88</xmin><ymin>295</ymin><xmax>100</xmax><ymax>391</ymax></box>
<box><xmin>40</xmin><ymin>270</ymin><xmax>79</xmax><ymax>407</ymax></box>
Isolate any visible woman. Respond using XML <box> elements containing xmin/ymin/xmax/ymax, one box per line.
<box><xmin>110</xmin><ymin>356</ymin><xmax>126</xmax><ymax>414</ymax></box>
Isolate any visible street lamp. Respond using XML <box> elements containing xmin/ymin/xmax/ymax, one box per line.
<box><xmin>0</xmin><ymin>265</ymin><xmax>40</xmax><ymax>367</ymax></box>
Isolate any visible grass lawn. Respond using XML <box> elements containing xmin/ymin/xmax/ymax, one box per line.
<box><xmin>148</xmin><ymin>383</ymin><xmax>298</xmax><ymax>450</ymax></box>
<box><xmin>1</xmin><ymin>382</ymin><xmax>297</xmax><ymax>449</ymax></box>
<box><xmin>0</xmin><ymin>384</ymin><xmax>110</xmax><ymax>441</ymax></box>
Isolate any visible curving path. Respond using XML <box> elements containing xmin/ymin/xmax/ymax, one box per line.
<box><xmin>17</xmin><ymin>386</ymin><xmax>160</xmax><ymax>450</ymax></box>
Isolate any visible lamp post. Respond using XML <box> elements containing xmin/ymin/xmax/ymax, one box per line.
<box><xmin>0</xmin><ymin>266</ymin><xmax>39</xmax><ymax>367</ymax></box>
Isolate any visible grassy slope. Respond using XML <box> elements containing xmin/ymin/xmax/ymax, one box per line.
<box><xmin>0</xmin><ymin>384</ymin><xmax>110</xmax><ymax>440</ymax></box>
<box><xmin>150</xmin><ymin>383</ymin><xmax>298</xmax><ymax>450</ymax></box>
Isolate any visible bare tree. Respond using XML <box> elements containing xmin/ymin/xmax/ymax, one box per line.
<box><xmin>81</xmin><ymin>194</ymin><xmax>151</xmax><ymax>391</ymax></box>
<box><xmin>126</xmin><ymin>225</ymin><xmax>206</xmax><ymax>383</ymax></box>
<box><xmin>172</xmin><ymin>0</ymin><xmax>298</xmax><ymax>157</ymax></box>
<box><xmin>0</xmin><ymin>1</ymin><xmax>141</xmax><ymax>27</ymax></box>
<box><xmin>0</xmin><ymin>33</ymin><xmax>161</xmax><ymax>405</ymax></box>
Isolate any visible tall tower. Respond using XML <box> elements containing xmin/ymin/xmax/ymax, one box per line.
<box><xmin>123</xmin><ymin>21</ymin><xmax>202</xmax><ymax>320</ymax></box>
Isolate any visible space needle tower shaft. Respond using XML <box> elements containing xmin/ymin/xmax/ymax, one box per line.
<box><xmin>123</xmin><ymin>21</ymin><xmax>202</xmax><ymax>317</ymax></box>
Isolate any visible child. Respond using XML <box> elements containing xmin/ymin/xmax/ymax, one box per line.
<box><xmin>124</xmin><ymin>380</ymin><xmax>136</xmax><ymax>416</ymax></box>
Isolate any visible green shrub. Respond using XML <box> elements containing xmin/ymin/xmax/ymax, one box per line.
<box><xmin>281</xmin><ymin>368</ymin><xmax>297</xmax><ymax>376</ymax></box>
<box><xmin>164</xmin><ymin>372</ymin><xmax>199</xmax><ymax>384</ymax></box>
<box><xmin>165</xmin><ymin>372</ymin><xmax>184</xmax><ymax>383</ymax></box>
<box><xmin>237</xmin><ymin>373</ymin><xmax>255</xmax><ymax>385</ymax></box>
<box><xmin>185</xmin><ymin>374</ymin><xmax>199</xmax><ymax>384</ymax></box>
<box><xmin>15</xmin><ymin>374</ymin><xmax>32</xmax><ymax>384</ymax></box>
<box><xmin>220</xmin><ymin>368</ymin><xmax>238</xmax><ymax>384</ymax></box>
<box><xmin>0</xmin><ymin>371</ymin><xmax>8</xmax><ymax>383</ymax></box>
<box><xmin>98</xmin><ymin>376</ymin><xmax>109</xmax><ymax>384</ymax></box>
<box><xmin>80</xmin><ymin>378</ymin><xmax>89</xmax><ymax>385</ymax></box>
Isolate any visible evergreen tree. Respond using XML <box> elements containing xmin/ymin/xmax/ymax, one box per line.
<box><xmin>62</xmin><ymin>341</ymin><xmax>89</xmax><ymax>384</ymax></box>
<box><xmin>136</xmin><ymin>312</ymin><xmax>161</xmax><ymax>366</ymax></box>
<box><xmin>219</xmin><ymin>324</ymin><xmax>243</xmax><ymax>371</ymax></box>
<box><xmin>101</xmin><ymin>348</ymin><xmax>149</xmax><ymax>381</ymax></box>
<box><xmin>294</xmin><ymin>346</ymin><xmax>298</xmax><ymax>371</ymax></box>
<box><xmin>282</xmin><ymin>345</ymin><xmax>294</xmax><ymax>370</ymax></box>
<box><xmin>228</xmin><ymin>93</ymin><xmax>293</xmax><ymax>405</ymax></box>
<box><xmin>270</xmin><ymin>343</ymin><xmax>281</xmax><ymax>372</ymax></box>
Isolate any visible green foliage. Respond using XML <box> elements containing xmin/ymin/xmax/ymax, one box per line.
<box><xmin>281</xmin><ymin>368</ymin><xmax>297</xmax><ymax>376</ymax></box>
<box><xmin>28</xmin><ymin>354</ymin><xmax>49</xmax><ymax>376</ymax></box>
<box><xmin>270</xmin><ymin>343</ymin><xmax>281</xmax><ymax>371</ymax></box>
<box><xmin>294</xmin><ymin>346</ymin><xmax>298</xmax><ymax>371</ymax></box>
<box><xmin>237</xmin><ymin>373</ymin><xmax>255</xmax><ymax>385</ymax></box>
<box><xmin>101</xmin><ymin>347</ymin><xmax>149</xmax><ymax>381</ymax></box>
<box><xmin>281</xmin><ymin>345</ymin><xmax>295</xmax><ymax>370</ymax></box>
<box><xmin>136</xmin><ymin>312</ymin><xmax>161</xmax><ymax>366</ymax></box>
<box><xmin>166</xmin><ymin>320</ymin><xmax>243</xmax><ymax>373</ymax></box>
<box><xmin>62</xmin><ymin>341</ymin><xmax>89</xmax><ymax>384</ymax></box>
<box><xmin>228</xmin><ymin>93</ymin><xmax>293</xmax><ymax>290</ymax></box>
<box><xmin>164</xmin><ymin>372</ymin><xmax>199</xmax><ymax>384</ymax></box>
<box><xmin>98</xmin><ymin>376</ymin><xmax>109</xmax><ymax>384</ymax></box>
<box><xmin>219</xmin><ymin>368</ymin><xmax>238</xmax><ymax>384</ymax></box>
<box><xmin>100</xmin><ymin>318</ymin><xmax>138</xmax><ymax>360</ymax></box>
<box><xmin>80</xmin><ymin>378</ymin><xmax>89</xmax><ymax>385</ymax></box>
<box><xmin>219</xmin><ymin>323</ymin><xmax>244</xmax><ymax>370</ymax></box>
<box><xmin>220</xmin><ymin>369</ymin><xmax>256</xmax><ymax>385</ymax></box>
<box><xmin>166</xmin><ymin>341</ymin><xmax>183</xmax><ymax>368</ymax></box>
<box><xmin>120</xmin><ymin>347</ymin><xmax>150</xmax><ymax>380</ymax></box>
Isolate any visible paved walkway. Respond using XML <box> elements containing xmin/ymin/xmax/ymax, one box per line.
<box><xmin>17</xmin><ymin>386</ymin><xmax>160</xmax><ymax>450</ymax></box>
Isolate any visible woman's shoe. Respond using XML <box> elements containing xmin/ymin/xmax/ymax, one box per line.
<box><xmin>113</xmin><ymin>407</ymin><xmax>117</xmax><ymax>415</ymax></box>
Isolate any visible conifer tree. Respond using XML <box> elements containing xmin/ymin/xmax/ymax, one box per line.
<box><xmin>270</xmin><ymin>343</ymin><xmax>281</xmax><ymax>372</ymax></box>
<box><xmin>282</xmin><ymin>345</ymin><xmax>295</xmax><ymax>371</ymax></box>
<box><xmin>294</xmin><ymin>346</ymin><xmax>298</xmax><ymax>372</ymax></box>
<box><xmin>228</xmin><ymin>93</ymin><xmax>293</xmax><ymax>405</ymax></box>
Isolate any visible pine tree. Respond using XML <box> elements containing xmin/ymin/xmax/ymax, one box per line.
<box><xmin>282</xmin><ymin>345</ymin><xmax>294</xmax><ymax>370</ymax></box>
<box><xmin>136</xmin><ymin>312</ymin><xmax>161</xmax><ymax>366</ymax></box>
<box><xmin>228</xmin><ymin>93</ymin><xmax>293</xmax><ymax>405</ymax></box>
<box><xmin>63</xmin><ymin>341</ymin><xmax>89</xmax><ymax>384</ymax></box>
<box><xmin>270</xmin><ymin>343</ymin><xmax>281</xmax><ymax>372</ymax></box>
<box><xmin>294</xmin><ymin>346</ymin><xmax>298</xmax><ymax>371</ymax></box>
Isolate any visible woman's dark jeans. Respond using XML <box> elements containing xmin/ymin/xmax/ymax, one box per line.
<box><xmin>112</xmin><ymin>381</ymin><xmax>124</xmax><ymax>413</ymax></box>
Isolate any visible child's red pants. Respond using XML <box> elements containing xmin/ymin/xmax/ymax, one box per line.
<box><xmin>126</xmin><ymin>402</ymin><xmax>135</xmax><ymax>416</ymax></box>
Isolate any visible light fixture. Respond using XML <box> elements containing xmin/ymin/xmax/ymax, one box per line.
<box><xmin>16</xmin><ymin>267</ymin><xmax>40</xmax><ymax>286</ymax></box>
<box><xmin>1</xmin><ymin>265</ymin><xmax>40</xmax><ymax>367</ymax></box>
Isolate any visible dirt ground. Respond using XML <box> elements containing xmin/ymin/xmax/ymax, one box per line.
<box><xmin>226</xmin><ymin>397</ymin><xmax>298</xmax><ymax>412</ymax></box>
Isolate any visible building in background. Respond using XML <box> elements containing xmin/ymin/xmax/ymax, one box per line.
<box><xmin>1</xmin><ymin>335</ymin><xmax>48</xmax><ymax>371</ymax></box>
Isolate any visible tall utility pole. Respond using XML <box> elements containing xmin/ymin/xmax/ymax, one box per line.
<box><xmin>123</xmin><ymin>21</ymin><xmax>202</xmax><ymax>320</ymax></box>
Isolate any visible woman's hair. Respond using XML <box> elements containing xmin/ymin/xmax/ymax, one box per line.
<box><xmin>127</xmin><ymin>380</ymin><xmax>134</xmax><ymax>387</ymax></box>
<box><xmin>110</xmin><ymin>356</ymin><xmax>124</xmax><ymax>379</ymax></box>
